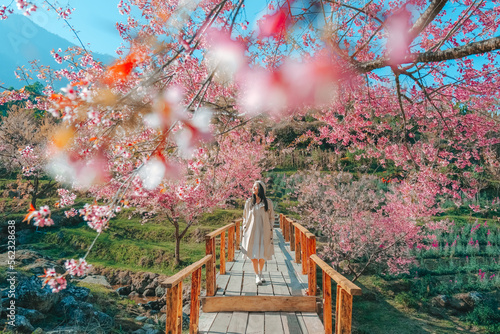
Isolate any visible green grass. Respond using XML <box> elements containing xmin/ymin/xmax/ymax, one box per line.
<box><xmin>352</xmin><ymin>276</ymin><xmax>483</xmax><ymax>334</ymax></box>
<box><xmin>23</xmin><ymin>208</ymin><xmax>242</xmax><ymax>276</ymax></box>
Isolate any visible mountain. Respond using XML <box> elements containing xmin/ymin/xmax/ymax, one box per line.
<box><xmin>0</xmin><ymin>14</ymin><xmax>114</xmax><ymax>90</ymax></box>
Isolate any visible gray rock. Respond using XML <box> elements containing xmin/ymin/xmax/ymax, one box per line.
<box><xmin>68</xmin><ymin>308</ymin><xmax>86</xmax><ymax>325</ymax></box>
<box><xmin>145</xmin><ymin>300</ymin><xmax>162</xmax><ymax>311</ymax></box>
<box><xmin>145</xmin><ymin>329</ymin><xmax>160</xmax><ymax>334</ymax></box>
<box><xmin>129</xmin><ymin>291</ymin><xmax>140</xmax><ymax>298</ymax></box>
<box><xmin>158</xmin><ymin>313</ymin><xmax>166</xmax><ymax>324</ymax></box>
<box><xmin>56</xmin><ymin>296</ymin><xmax>79</xmax><ymax>314</ymax></box>
<box><xmin>154</xmin><ymin>286</ymin><xmax>165</xmax><ymax>297</ymax></box>
<box><xmin>469</xmin><ymin>291</ymin><xmax>485</xmax><ymax>304</ymax></box>
<box><xmin>432</xmin><ymin>295</ymin><xmax>450</xmax><ymax>308</ymax></box>
<box><xmin>17</xmin><ymin>307</ymin><xmax>45</xmax><ymax>323</ymax></box>
<box><xmin>135</xmin><ymin>315</ymin><xmax>148</xmax><ymax>322</ymax></box>
<box><xmin>94</xmin><ymin>310</ymin><xmax>114</xmax><ymax>330</ymax></box>
<box><xmin>16</xmin><ymin>275</ymin><xmax>61</xmax><ymax>313</ymax></box>
<box><xmin>182</xmin><ymin>303</ymin><xmax>191</xmax><ymax>315</ymax></box>
<box><xmin>79</xmin><ymin>275</ymin><xmax>112</xmax><ymax>288</ymax></box>
<box><xmin>116</xmin><ymin>286</ymin><xmax>131</xmax><ymax>296</ymax></box>
<box><xmin>143</xmin><ymin>288</ymin><xmax>156</xmax><ymax>297</ymax></box>
<box><xmin>182</xmin><ymin>312</ymin><xmax>190</xmax><ymax>330</ymax></box>
<box><xmin>14</xmin><ymin>315</ymin><xmax>35</xmax><ymax>333</ymax></box>
<box><xmin>61</xmin><ymin>285</ymin><xmax>90</xmax><ymax>301</ymax></box>
<box><xmin>132</xmin><ymin>330</ymin><xmax>146</xmax><ymax>334</ymax></box>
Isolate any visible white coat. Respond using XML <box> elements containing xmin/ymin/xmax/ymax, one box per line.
<box><xmin>241</xmin><ymin>197</ymin><xmax>275</xmax><ymax>260</ymax></box>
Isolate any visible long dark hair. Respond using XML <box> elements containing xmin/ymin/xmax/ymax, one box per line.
<box><xmin>252</xmin><ymin>183</ymin><xmax>268</xmax><ymax>211</ymax></box>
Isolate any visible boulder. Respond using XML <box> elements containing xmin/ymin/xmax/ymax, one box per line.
<box><xmin>16</xmin><ymin>275</ymin><xmax>61</xmax><ymax>313</ymax></box>
<box><xmin>135</xmin><ymin>316</ymin><xmax>148</xmax><ymax>322</ymax></box>
<box><xmin>13</xmin><ymin>315</ymin><xmax>35</xmax><ymax>333</ymax></box>
<box><xmin>432</xmin><ymin>295</ymin><xmax>450</xmax><ymax>308</ymax></box>
<box><xmin>154</xmin><ymin>286</ymin><xmax>165</xmax><ymax>297</ymax></box>
<box><xmin>145</xmin><ymin>300</ymin><xmax>162</xmax><ymax>311</ymax></box>
<box><xmin>79</xmin><ymin>275</ymin><xmax>112</xmax><ymax>288</ymax></box>
<box><xmin>469</xmin><ymin>291</ymin><xmax>485</xmax><ymax>304</ymax></box>
<box><xmin>143</xmin><ymin>288</ymin><xmax>155</xmax><ymax>297</ymax></box>
<box><xmin>56</xmin><ymin>296</ymin><xmax>79</xmax><ymax>314</ymax></box>
<box><xmin>117</xmin><ymin>286</ymin><xmax>131</xmax><ymax>296</ymax></box>
<box><xmin>17</xmin><ymin>307</ymin><xmax>45</xmax><ymax>323</ymax></box>
<box><xmin>61</xmin><ymin>285</ymin><xmax>90</xmax><ymax>301</ymax></box>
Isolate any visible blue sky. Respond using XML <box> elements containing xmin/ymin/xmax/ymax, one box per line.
<box><xmin>23</xmin><ymin>0</ymin><xmax>270</xmax><ymax>57</ymax></box>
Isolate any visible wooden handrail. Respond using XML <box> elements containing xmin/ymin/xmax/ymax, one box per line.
<box><xmin>162</xmin><ymin>255</ymin><xmax>212</xmax><ymax>288</ymax></box>
<box><xmin>164</xmin><ymin>255</ymin><xmax>213</xmax><ymax>334</ymax></box>
<box><xmin>310</xmin><ymin>255</ymin><xmax>362</xmax><ymax>296</ymax></box>
<box><xmin>205</xmin><ymin>222</ymin><xmax>235</xmax><ymax>239</ymax></box>
<box><xmin>205</xmin><ymin>221</ymin><xmax>240</xmax><ymax>295</ymax></box>
<box><xmin>281</xmin><ymin>214</ymin><xmax>361</xmax><ymax>334</ymax></box>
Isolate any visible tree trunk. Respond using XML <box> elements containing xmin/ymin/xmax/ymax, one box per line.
<box><xmin>174</xmin><ymin>224</ymin><xmax>181</xmax><ymax>265</ymax></box>
<box><xmin>31</xmin><ymin>176</ymin><xmax>39</xmax><ymax>208</ymax></box>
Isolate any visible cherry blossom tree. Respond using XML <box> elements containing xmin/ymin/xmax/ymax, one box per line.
<box><xmin>291</xmin><ymin>171</ymin><xmax>451</xmax><ymax>280</ymax></box>
<box><xmin>0</xmin><ymin>105</ymin><xmax>59</xmax><ymax>207</ymax></box>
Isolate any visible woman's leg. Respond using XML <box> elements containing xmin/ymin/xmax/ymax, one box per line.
<box><xmin>258</xmin><ymin>259</ymin><xmax>266</xmax><ymax>282</ymax></box>
<box><xmin>251</xmin><ymin>259</ymin><xmax>259</xmax><ymax>274</ymax></box>
<box><xmin>258</xmin><ymin>259</ymin><xmax>265</xmax><ymax>272</ymax></box>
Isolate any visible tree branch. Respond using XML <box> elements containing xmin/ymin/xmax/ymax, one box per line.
<box><xmin>358</xmin><ymin>36</ymin><xmax>500</xmax><ymax>72</ymax></box>
<box><xmin>407</xmin><ymin>0</ymin><xmax>448</xmax><ymax>43</ymax></box>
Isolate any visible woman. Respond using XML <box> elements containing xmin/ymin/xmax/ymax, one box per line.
<box><xmin>241</xmin><ymin>180</ymin><xmax>275</xmax><ymax>285</ymax></box>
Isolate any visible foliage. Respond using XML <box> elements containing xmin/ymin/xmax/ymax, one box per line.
<box><xmin>291</xmin><ymin>171</ymin><xmax>452</xmax><ymax>280</ymax></box>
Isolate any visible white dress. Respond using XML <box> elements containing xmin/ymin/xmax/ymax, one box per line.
<box><xmin>241</xmin><ymin>198</ymin><xmax>274</xmax><ymax>260</ymax></box>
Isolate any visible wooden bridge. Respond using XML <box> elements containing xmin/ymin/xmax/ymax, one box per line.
<box><xmin>162</xmin><ymin>214</ymin><xmax>362</xmax><ymax>334</ymax></box>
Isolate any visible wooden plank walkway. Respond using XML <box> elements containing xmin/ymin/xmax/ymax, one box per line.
<box><xmin>199</xmin><ymin>221</ymin><xmax>324</xmax><ymax>334</ymax></box>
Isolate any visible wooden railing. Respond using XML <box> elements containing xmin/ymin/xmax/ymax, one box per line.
<box><xmin>204</xmin><ymin>219</ymin><xmax>241</xmax><ymax>296</ymax></box>
<box><xmin>162</xmin><ymin>255</ymin><xmax>212</xmax><ymax>334</ymax></box>
<box><xmin>280</xmin><ymin>214</ymin><xmax>362</xmax><ymax>334</ymax></box>
<box><xmin>162</xmin><ymin>219</ymin><xmax>241</xmax><ymax>334</ymax></box>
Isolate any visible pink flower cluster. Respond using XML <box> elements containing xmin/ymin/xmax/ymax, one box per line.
<box><xmin>41</xmin><ymin>268</ymin><xmax>67</xmax><ymax>293</ymax></box>
<box><xmin>64</xmin><ymin>208</ymin><xmax>78</xmax><ymax>218</ymax></box>
<box><xmin>51</xmin><ymin>49</ymin><xmax>63</xmax><ymax>64</ymax></box>
<box><xmin>79</xmin><ymin>204</ymin><xmax>113</xmax><ymax>233</ymax></box>
<box><xmin>15</xmin><ymin>0</ymin><xmax>36</xmax><ymax>16</ymax></box>
<box><xmin>64</xmin><ymin>258</ymin><xmax>89</xmax><ymax>277</ymax></box>
<box><xmin>24</xmin><ymin>205</ymin><xmax>54</xmax><ymax>227</ymax></box>
<box><xmin>57</xmin><ymin>188</ymin><xmax>76</xmax><ymax>207</ymax></box>
<box><xmin>478</xmin><ymin>269</ymin><xmax>486</xmax><ymax>281</ymax></box>
<box><xmin>0</xmin><ymin>5</ymin><xmax>14</xmax><ymax>19</ymax></box>
<box><xmin>20</xmin><ymin>145</ymin><xmax>34</xmax><ymax>157</ymax></box>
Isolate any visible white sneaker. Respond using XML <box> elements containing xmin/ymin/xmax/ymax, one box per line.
<box><xmin>255</xmin><ymin>274</ymin><xmax>262</xmax><ymax>286</ymax></box>
<box><xmin>259</xmin><ymin>273</ymin><xmax>266</xmax><ymax>283</ymax></box>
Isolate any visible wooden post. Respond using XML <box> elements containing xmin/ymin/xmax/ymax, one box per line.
<box><xmin>228</xmin><ymin>226</ymin><xmax>235</xmax><ymax>262</ymax></box>
<box><xmin>165</xmin><ymin>284</ymin><xmax>179</xmax><ymax>334</ymax></box>
<box><xmin>280</xmin><ymin>213</ymin><xmax>283</xmax><ymax>231</ymax></box>
<box><xmin>177</xmin><ymin>281</ymin><xmax>183</xmax><ymax>334</ymax></box>
<box><xmin>290</xmin><ymin>222</ymin><xmax>295</xmax><ymax>251</ymax></box>
<box><xmin>301</xmin><ymin>232</ymin><xmax>307</xmax><ymax>275</ymax></box>
<box><xmin>205</xmin><ymin>237</ymin><xmax>215</xmax><ymax>296</ymax></box>
<box><xmin>335</xmin><ymin>285</ymin><xmax>341</xmax><ymax>334</ymax></box>
<box><xmin>190</xmin><ymin>268</ymin><xmax>202</xmax><ymax>334</ymax></box>
<box><xmin>220</xmin><ymin>231</ymin><xmax>226</xmax><ymax>275</ymax></box>
<box><xmin>283</xmin><ymin>217</ymin><xmax>290</xmax><ymax>242</ymax></box>
<box><xmin>323</xmin><ymin>272</ymin><xmax>332</xmax><ymax>334</ymax></box>
<box><xmin>294</xmin><ymin>226</ymin><xmax>301</xmax><ymax>263</ymax></box>
<box><xmin>308</xmin><ymin>235</ymin><xmax>317</xmax><ymax>296</ymax></box>
<box><xmin>235</xmin><ymin>220</ymin><xmax>240</xmax><ymax>250</ymax></box>
<box><xmin>337</xmin><ymin>288</ymin><xmax>353</xmax><ymax>334</ymax></box>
